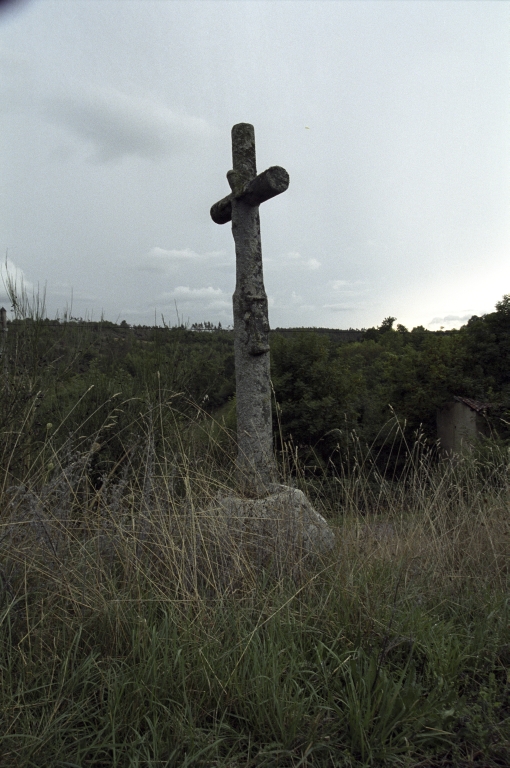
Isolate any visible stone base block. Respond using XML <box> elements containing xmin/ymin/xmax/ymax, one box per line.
<box><xmin>211</xmin><ymin>485</ymin><xmax>335</xmax><ymax>570</ymax></box>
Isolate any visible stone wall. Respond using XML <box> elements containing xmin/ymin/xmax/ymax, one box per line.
<box><xmin>437</xmin><ymin>400</ymin><xmax>489</xmax><ymax>453</ymax></box>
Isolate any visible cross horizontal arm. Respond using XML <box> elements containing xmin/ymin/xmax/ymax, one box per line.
<box><xmin>210</xmin><ymin>165</ymin><xmax>289</xmax><ymax>225</ymax></box>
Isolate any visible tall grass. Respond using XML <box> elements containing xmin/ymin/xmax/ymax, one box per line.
<box><xmin>0</xmin><ymin>285</ymin><xmax>508</xmax><ymax>766</ymax></box>
<box><xmin>0</xmin><ymin>392</ymin><xmax>508</xmax><ymax>767</ymax></box>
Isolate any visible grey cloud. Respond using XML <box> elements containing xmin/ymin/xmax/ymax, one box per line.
<box><xmin>49</xmin><ymin>288</ymin><xmax>96</xmax><ymax>303</ymax></box>
<box><xmin>2</xmin><ymin>1</ymin><xmax>508</xmax><ymax>330</ymax></box>
<box><xmin>158</xmin><ymin>285</ymin><xmax>232</xmax><ymax>321</ymax></box>
<box><xmin>0</xmin><ymin>50</ymin><xmax>34</xmax><ymax>112</ymax></box>
<box><xmin>43</xmin><ymin>86</ymin><xmax>215</xmax><ymax>162</ymax></box>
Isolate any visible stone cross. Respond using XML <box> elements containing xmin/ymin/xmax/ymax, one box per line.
<box><xmin>211</xmin><ymin>123</ymin><xmax>289</xmax><ymax>496</ymax></box>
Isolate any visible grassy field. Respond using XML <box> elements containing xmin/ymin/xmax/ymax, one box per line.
<box><xmin>1</xmin><ymin>394</ymin><xmax>509</xmax><ymax>767</ymax></box>
<box><xmin>0</xmin><ymin>283</ymin><xmax>507</xmax><ymax>766</ymax></box>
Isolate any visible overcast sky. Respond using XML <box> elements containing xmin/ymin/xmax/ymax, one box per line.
<box><xmin>1</xmin><ymin>0</ymin><xmax>509</xmax><ymax>330</ymax></box>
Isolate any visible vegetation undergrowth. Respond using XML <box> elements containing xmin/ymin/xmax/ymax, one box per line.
<box><xmin>1</xmin><ymin>396</ymin><xmax>509</xmax><ymax>767</ymax></box>
<box><xmin>0</xmin><ymin>285</ymin><xmax>509</xmax><ymax>766</ymax></box>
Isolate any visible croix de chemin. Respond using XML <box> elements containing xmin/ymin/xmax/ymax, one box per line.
<box><xmin>210</xmin><ymin>123</ymin><xmax>289</xmax><ymax>496</ymax></box>
<box><xmin>210</xmin><ymin>123</ymin><xmax>334</xmax><ymax>560</ymax></box>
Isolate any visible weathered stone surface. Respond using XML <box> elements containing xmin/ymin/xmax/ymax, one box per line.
<box><xmin>213</xmin><ymin>485</ymin><xmax>335</xmax><ymax>567</ymax></box>
<box><xmin>206</xmin><ymin>125</ymin><xmax>334</xmax><ymax>576</ymax></box>
<box><xmin>210</xmin><ymin>166</ymin><xmax>290</xmax><ymax>225</ymax></box>
<box><xmin>211</xmin><ymin>123</ymin><xmax>289</xmax><ymax>496</ymax></box>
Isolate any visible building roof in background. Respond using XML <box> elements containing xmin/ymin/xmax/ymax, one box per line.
<box><xmin>454</xmin><ymin>396</ymin><xmax>492</xmax><ymax>413</ymax></box>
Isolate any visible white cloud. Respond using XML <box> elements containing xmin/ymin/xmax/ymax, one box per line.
<box><xmin>158</xmin><ymin>285</ymin><xmax>226</xmax><ymax>300</ymax></box>
<box><xmin>43</xmin><ymin>84</ymin><xmax>216</xmax><ymax>163</ymax></box>
<box><xmin>159</xmin><ymin>285</ymin><xmax>231</xmax><ymax>318</ymax></box>
<box><xmin>323</xmin><ymin>303</ymin><xmax>356</xmax><ymax>311</ymax></box>
<box><xmin>0</xmin><ymin>259</ymin><xmax>34</xmax><ymax>306</ymax></box>
<box><xmin>140</xmin><ymin>247</ymin><xmax>226</xmax><ymax>273</ymax></box>
<box><xmin>0</xmin><ymin>257</ymin><xmax>28</xmax><ymax>286</ymax></box>
<box><xmin>171</xmin><ymin>286</ymin><xmax>224</xmax><ymax>298</ymax></box>
<box><xmin>268</xmin><ymin>251</ymin><xmax>321</xmax><ymax>271</ymax></box>
<box><xmin>152</xmin><ymin>247</ymin><xmax>199</xmax><ymax>259</ymax></box>
<box><xmin>269</xmin><ymin>290</ymin><xmax>316</xmax><ymax>314</ymax></box>
<box><xmin>428</xmin><ymin>314</ymin><xmax>474</xmax><ymax>327</ymax></box>
<box><xmin>329</xmin><ymin>279</ymin><xmax>367</xmax><ymax>292</ymax></box>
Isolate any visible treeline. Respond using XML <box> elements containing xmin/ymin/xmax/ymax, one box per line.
<box><xmin>2</xmin><ymin>296</ymin><xmax>509</xmax><ymax>480</ymax></box>
<box><xmin>271</xmin><ymin>300</ymin><xmax>510</xmax><ymax>467</ymax></box>
<box><xmin>1</xmin><ymin>318</ymin><xmax>236</xmax><ymax>482</ymax></box>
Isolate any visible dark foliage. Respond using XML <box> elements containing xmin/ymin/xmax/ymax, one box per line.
<box><xmin>2</xmin><ymin>294</ymin><xmax>510</xmax><ymax>482</ymax></box>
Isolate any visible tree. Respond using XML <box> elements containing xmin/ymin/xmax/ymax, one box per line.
<box><xmin>379</xmin><ymin>316</ymin><xmax>396</xmax><ymax>333</ymax></box>
<box><xmin>271</xmin><ymin>331</ymin><xmax>361</xmax><ymax>460</ymax></box>
<box><xmin>495</xmin><ymin>294</ymin><xmax>510</xmax><ymax>315</ymax></box>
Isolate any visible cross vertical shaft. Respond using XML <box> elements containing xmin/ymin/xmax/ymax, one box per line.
<box><xmin>231</xmin><ymin>124</ymin><xmax>274</xmax><ymax>495</ymax></box>
<box><xmin>211</xmin><ymin>124</ymin><xmax>289</xmax><ymax>496</ymax></box>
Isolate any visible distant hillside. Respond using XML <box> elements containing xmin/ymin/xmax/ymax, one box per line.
<box><xmin>6</xmin><ymin>318</ymin><xmax>363</xmax><ymax>344</ymax></box>
<box><xmin>271</xmin><ymin>327</ymin><xmax>363</xmax><ymax>343</ymax></box>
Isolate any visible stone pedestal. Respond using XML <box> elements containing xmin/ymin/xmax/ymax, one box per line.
<box><xmin>211</xmin><ymin>484</ymin><xmax>335</xmax><ymax>573</ymax></box>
